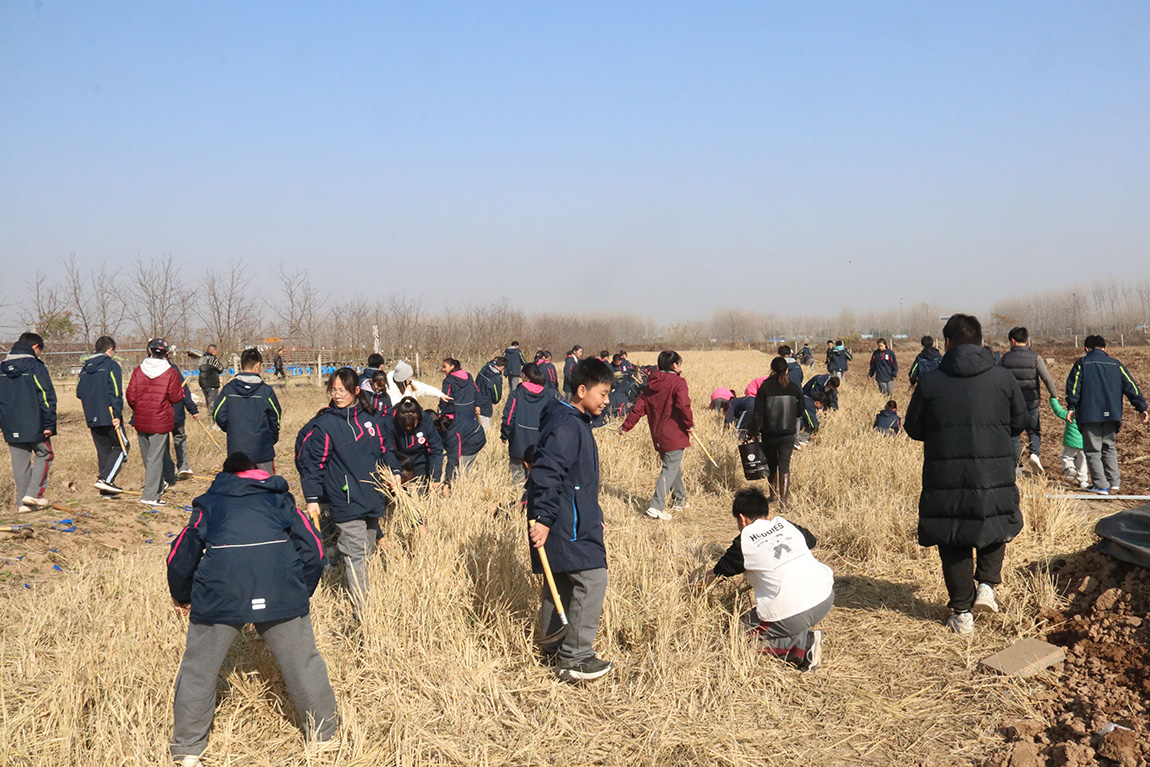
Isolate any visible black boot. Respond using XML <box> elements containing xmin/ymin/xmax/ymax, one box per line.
<box><xmin>767</xmin><ymin>469</ymin><xmax>779</xmax><ymax>502</ymax></box>
<box><xmin>779</xmin><ymin>473</ymin><xmax>791</xmax><ymax>508</ymax></box>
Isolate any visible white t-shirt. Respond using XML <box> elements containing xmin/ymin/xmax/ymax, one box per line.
<box><xmin>741</xmin><ymin>517</ymin><xmax>834</xmax><ymax>621</ymax></box>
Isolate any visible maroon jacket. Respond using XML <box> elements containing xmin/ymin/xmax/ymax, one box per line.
<box><xmin>126</xmin><ymin>358</ymin><xmax>185</xmax><ymax>434</ymax></box>
<box><xmin>621</xmin><ymin>370</ymin><xmax>694</xmax><ymax>452</ymax></box>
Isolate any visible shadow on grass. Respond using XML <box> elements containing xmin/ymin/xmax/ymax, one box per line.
<box><xmin>832</xmin><ymin>573</ymin><xmax>946</xmax><ymax>621</ymax></box>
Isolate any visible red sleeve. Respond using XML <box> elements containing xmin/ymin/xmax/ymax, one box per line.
<box><xmin>620</xmin><ymin>392</ymin><xmax>647</xmax><ymax>433</ymax></box>
<box><xmin>126</xmin><ymin>368</ymin><xmax>140</xmax><ymax>408</ymax></box>
<box><xmin>676</xmin><ymin>378</ymin><xmax>694</xmax><ymax>430</ymax></box>
<box><xmin>166</xmin><ymin>369</ymin><xmax>185</xmax><ymax>403</ymax></box>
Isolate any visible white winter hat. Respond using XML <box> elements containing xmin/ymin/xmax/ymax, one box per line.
<box><xmin>393</xmin><ymin>360</ymin><xmax>414</xmax><ymax>383</ymax></box>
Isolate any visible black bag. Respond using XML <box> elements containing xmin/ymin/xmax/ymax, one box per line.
<box><xmin>739</xmin><ymin>441</ymin><xmax>770</xmax><ymax>481</ymax></box>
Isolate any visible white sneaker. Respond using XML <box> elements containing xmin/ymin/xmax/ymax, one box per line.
<box><xmin>972</xmin><ymin>583</ymin><xmax>999</xmax><ymax>614</ymax></box>
<box><xmin>1027</xmin><ymin>454</ymin><xmax>1043</xmax><ymax>473</ymax></box>
<box><xmin>20</xmin><ymin>496</ymin><xmax>50</xmax><ymax>509</ymax></box>
<box><xmin>139</xmin><ymin>498</ymin><xmax>167</xmax><ymax>506</ymax></box>
<box><xmin>946</xmin><ymin>611</ymin><xmax>975</xmax><ymax>635</ymax></box>
<box><xmin>804</xmin><ymin>629</ymin><xmax>823</xmax><ymax>672</ymax></box>
<box><xmin>17</xmin><ymin>505</ymin><xmax>33</xmax><ymax>513</ymax></box>
<box><xmin>177</xmin><ymin>470</ymin><xmax>194</xmax><ymax>480</ymax></box>
<box><xmin>174</xmin><ymin>756</ymin><xmax>203</xmax><ymax>767</ymax></box>
<box><xmin>656</xmin><ymin>508</ymin><xmax>673</xmax><ymax>520</ymax></box>
<box><xmin>645</xmin><ymin>507</ymin><xmax>661</xmax><ymax>519</ymax></box>
<box><xmin>671</xmin><ymin>502</ymin><xmax>690</xmax><ymax>512</ymax></box>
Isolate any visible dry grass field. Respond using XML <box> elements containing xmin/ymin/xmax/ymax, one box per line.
<box><xmin>0</xmin><ymin>349</ymin><xmax>1126</xmax><ymax>766</ymax></box>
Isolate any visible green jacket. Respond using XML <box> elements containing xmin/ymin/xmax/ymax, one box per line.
<box><xmin>1049</xmin><ymin>397</ymin><xmax>1083</xmax><ymax>450</ymax></box>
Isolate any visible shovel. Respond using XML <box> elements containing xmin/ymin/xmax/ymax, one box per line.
<box><xmin>194</xmin><ymin>416</ymin><xmax>224</xmax><ymax>452</ymax></box>
<box><xmin>529</xmin><ymin>520</ymin><xmax>568</xmax><ymax>645</ymax></box>
<box><xmin>691</xmin><ymin>431</ymin><xmax>719</xmax><ymax>468</ymax></box>
<box><xmin>109</xmin><ymin>407</ymin><xmax>129</xmax><ymax>453</ymax></box>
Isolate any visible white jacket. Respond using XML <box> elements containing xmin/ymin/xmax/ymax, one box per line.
<box><xmin>386</xmin><ymin>372</ymin><xmax>447</xmax><ymax>405</ymax></box>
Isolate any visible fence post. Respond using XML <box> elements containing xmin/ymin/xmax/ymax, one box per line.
<box><xmin>415</xmin><ymin>353</ymin><xmax>420</xmax><ymax>378</ymax></box>
<box><xmin>317</xmin><ymin>353</ymin><xmax>322</xmax><ymax>388</ymax></box>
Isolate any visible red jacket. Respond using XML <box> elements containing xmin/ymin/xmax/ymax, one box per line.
<box><xmin>126</xmin><ymin>358</ymin><xmax>185</xmax><ymax>434</ymax></box>
<box><xmin>621</xmin><ymin>370</ymin><xmax>694</xmax><ymax>452</ymax></box>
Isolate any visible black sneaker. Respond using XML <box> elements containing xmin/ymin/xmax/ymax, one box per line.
<box><xmin>160</xmin><ymin>480</ymin><xmax>171</xmax><ymax>496</ymax></box>
<box><xmin>94</xmin><ymin>479</ymin><xmax>124</xmax><ymax>494</ymax></box>
<box><xmin>556</xmin><ymin>656</ymin><xmax>614</xmax><ymax>682</ymax></box>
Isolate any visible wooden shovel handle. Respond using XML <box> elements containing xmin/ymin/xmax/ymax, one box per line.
<box><xmin>529</xmin><ymin>520</ymin><xmax>567</xmax><ymax>625</ymax></box>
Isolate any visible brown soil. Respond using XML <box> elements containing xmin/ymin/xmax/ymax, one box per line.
<box><xmin>987</xmin><ymin>549</ymin><xmax>1150</xmax><ymax>767</ymax></box>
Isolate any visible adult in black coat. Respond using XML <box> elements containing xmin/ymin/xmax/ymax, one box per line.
<box><xmin>904</xmin><ymin>314</ymin><xmax>1027</xmax><ymax>635</ymax></box>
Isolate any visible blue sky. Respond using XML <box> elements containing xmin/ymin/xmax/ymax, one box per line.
<box><xmin>2</xmin><ymin>1</ymin><xmax>1147</xmax><ymax>324</ymax></box>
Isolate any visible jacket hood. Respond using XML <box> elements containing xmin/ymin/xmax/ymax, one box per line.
<box><xmin>80</xmin><ymin>354</ymin><xmax>114</xmax><ymax>375</ymax></box>
<box><xmin>920</xmin><ymin>347</ymin><xmax>942</xmax><ymax>360</ymax></box>
<box><xmin>2</xmin><ymin>342</ymin><xmax>37</xmax><ymax>376</ymax></box>
<box><xmin>645</xmin><ymin>370</ymin><xmax>681</xmax><ymax>393</ymax></box>
<box><xmin>6</xmin><ymin>341</ymin><xmax>37</xmax><ymax>359</ymax></box>
<box><xmin>540</xmin><ymin>396</ymin><xmax>589</xmax><ymax>431</ymax></box>
<box><xmin>938</xmin><ymin>344</ymin><xmax>996</xmax><ymax>378</ymax></box>
<box><xmin>205</xmin><ymin>470</ymin><xmax>290</xmax><ymax>498</ymax></box>
<box><xmin>139</xmin><ymin>357</ymin><xmax>173</xmax><ymax>379</ymax></box>
<box><xmin>449</xmin><ymin>370</ymin><xmax>471</xmax><ymax>381</ymax></box>
<box><xmin>232</xmin><ymin>373</ymin><xmax>264</xmax><ymax>393</ymax></box>
<box><xmin>520</xmin><ymin>382</ymin><xmax>546</xmax><ymax>398</ymax></box>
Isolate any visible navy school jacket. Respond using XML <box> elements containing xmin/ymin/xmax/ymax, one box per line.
<box><xmin>538</xmin><ymin>361</ymin><xmax>560</xmax><ymax>394</ymax></box>
<box><xmin>76</xmin><ymin>353</ymin><xmax>124</xmax><ymax>427</ymax></box>
<box><xmin>869</xmin><ymin>349</ymin><xmax>899</xmax><ymax>382</ymax></box>
<box><xmin>502</xmin><ymin>383</ymin><xmax>548</xmax><ymax>459</ymax></box>
<box><xmin>874</xmin><ymin>409</ymin><xmax>902</xmax><ymax>434</ymax></box>
<box><xmin>725</xmin><ymin>395</ymin><xmax>756</xmax><ymax>430</ymax></box>
<box><xmin>785</xmin><ymin>358</ymin><xmax>804</xmax><ymax>387</ymax></box>
<box><xmin>443</xmin><ymin>410</ymin><xmax>487</xmax><ymax>462</ymax></box>
<box><xmin>381</xmin><ymin>410</ymin><xmax>444</xmax><ymax>482</ymax></box>
<box><xmin>0</xmin><ymin>341</ymin><xmax>57</xmax><ymax>444</ymax></box>
<box><xmin>358</xmin><ymin>366</ymin><xmax>384</xmax><ymax>393</ymax></box>
<box><xmin>440</xmin><ymin>369</ymin><xmax>478</xmax><ymax>417</ymax></box>
<box><xmin>909</xmin><ymin>347</ymin><xmax>942</xmax><ymax>385</ymax></box>
<box><xmin>803</xmin><ymin>374</ymin><xmax>839</xmax><ymax>411</ymax></box>
<box><xmin>562</xmin><ymin>355</ymin><xmax>578</xmax><ymax>394</ymax></box>
<box><xmin>802</xmin><ymin>395</ymin><xmax>820</xmax><ymax>434</ymax></box>
<box><xmin>827</xmin><ymin>348</ymin><xmax>852</xmax><ymax>373</ymax></box>
<box><xmin>526</xmin><ymin>398</ymin><xmax>606</xmax><ymax>574</ymax></box>
<box><xmin>167</xmin><ymin>470</ymin><xmax>325</xmax><ymax>625</ymax></box>
<box><xmin>476</xmin><ymin>362</ymin><xmax>504</xmax><ymax>417</ymax></box>
<box><xmin>173</xmin><ymin>384</ymin><xmax>200</xmax><ymax>425</ymax></box>
<box><xmin>213</xmin><ymin>374</ymin><xmax>282</xmax><ymax>463</ymax></box>
<box><xmin>1065</xmin><ymin>348</ymin><xmax>1148</xmax><ymax>424</ymax></box>
<box><xmin>503</xmin><ymin>347</ymin><xmax>524</xmax><ymax>377</ymax></box>
<box><xmin>296</xmin><ymin>403</ymin><xmax>387</xmax><ymax>523</ymax></box>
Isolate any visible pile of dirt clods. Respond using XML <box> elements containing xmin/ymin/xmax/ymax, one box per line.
<box><xmin>986</xmin><ymin>549</ymin><xmax>1149</xmax><ymax>767</ymax></box>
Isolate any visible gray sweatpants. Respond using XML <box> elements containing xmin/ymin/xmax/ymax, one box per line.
<box><xmin>445</xmin><ymin>452</ymin><xmax>478</xmax><ymax>484</ymax></box>
<box><xmin>330</xmin><ymin>516</ymin><xmax>382</xmax><ymax>619</ymax></box>
<box><xmin>1080</xmin><ymin>421</ymin><xmax>1120</xmax><ymax>490</ymax></box>
<box><xmin>650</xmin><ymin>448</ymin><xmax>686</xmax><ymax>512</ymax></box>
<box><xmin>170</xmin><ymin>615</ymin><xmax>337</xmax><ymax>758</ymax></box>
<box><xmin>479</xmin><ymin>415</ymin><xmax>491</xmax><ymax>431</ymax></box>
<box><xmin>876</xmin><ymin>379</ymin><xmax>894</xmax><ymax>396</ymax></box>
<box><xmin>137</xmin><ymin>431</ymin><xmax>170</xmax><ymax>501</ymax></box>
<box><xmin>741</xmin><ymin>590</ymin><xmax>834</xmax><ymax>666</ymax></box>
<box><xmin>509</xmin><ymin>456</ymin><xmax>527</xmax><ymax>485</ymax></box>
<box><xmin>539</xmin><ymin>567</ymin><xmax>608</xmax><ymax>666</ymax></box>
<box><xmin>8</xmin><ymin>441</ymin><xmax>53</xmax><ymax>504</ymax></box>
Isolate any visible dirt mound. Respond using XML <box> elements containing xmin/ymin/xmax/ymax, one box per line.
<box><xmin>987</xmin><ymin>549</ymin><xmax>1149</xmax><ymax>767</ymax></box>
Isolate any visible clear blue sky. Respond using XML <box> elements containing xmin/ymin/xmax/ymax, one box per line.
<box><xmin>2</xmin><ymin>1</ymin><xmax>1148</xmax><ymax>324</ymax></box>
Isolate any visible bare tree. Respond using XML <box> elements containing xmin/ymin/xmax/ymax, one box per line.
<box><xmin>269</xmin><ymin>265</ymin><xmax>322</xmax><ymax>345</ymax></box>
<box><xmin>130</xmin><ymin>254</ymin><xmax>186</xmax><ymax>341</ymax></box>
<box><xmin>197</xmin><ymin>259</ymin><xmax>261</xmax><ymax>354</ymax></box>
<box><xmin>25</xmin><ymin>271</ymin><xmax>75</xmax><ymax>342</ymax></box>
<box><xmin>64</xmin><ymin>254</ymin><xmax>130</xmax><ymax>345</ymax></box>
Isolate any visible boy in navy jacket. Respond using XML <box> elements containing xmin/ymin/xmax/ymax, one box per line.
<box><xmin>1065</xmin><ymin>335</ymin><xmax>1149</xmax><ymax>494</ymax></box>
<box><xmin>527</xmin><ymin>359</ymin><xmax>614</xmax><ymax>682</ymax></box>
<box><xmin>561</xmin><ymin>346</ymin><xmax>583</xmax><ymax>396</ymax></box>
<box><xmin>803</xmin><ymin>374</ymin><xmax>840</xmax><ymax>412</ymax></box>
<box><xmin>908</xmin><ymin>336</ymin><xmax>942</xmax><ymax>386</ymax></box>
<box><xmin>503</xmin><ymin>342</ymin><xmax>525</xmax><ymax>389</ymax></box>
<box><xmin>0</xmin><ymin>332</ymin><xmax>57</xmax><ymax>511</ymax></box>
<box><xmin>166</xmin><ymin>378</ymin><xmax>201</xmax><ymax>482</ymax></box>
<box><xmin>476</xmin><ymin>356</ymin><xmax>506</xmax><ymax>430</ymax></box>
<box><xmin>76</xmin><ymin>335</ymin><xmax>129</xmax><ymax>497</ymax></box>
<box><xmin>167</xmin><ymin>452</ymin><xmax>337</xmax><ymax>762</ymax></box>
<box><xmin>502</xmin><ymin>363</ymin><xmax>549</xmax><ymax>483</ymax></box>
<box><xmin>213</xmin><ymin>348</ymin><xmax>282</xmax><ymax>474</ymax></box>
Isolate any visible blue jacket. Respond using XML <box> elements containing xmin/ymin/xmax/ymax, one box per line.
<box><xmin>802</xmin><ymin>395</ymin><xmax>820</xmax><ymax>434</ymax></box>
<box><xmin>76</xmin><ymin>353</ymin><xmax>124</xmax><ymax>427</ymax></box>
<box><xmin>869</xmin><ymin>349</ymin><xmax>898</xmax><ymax>383</ymax></box>
<box><xmin>213</xmin><ymin>374</ymin><xmax>282</xmax><ymax>463</ymax></box>
<box><xmin>909</xmin><ymin>347</ymin><xmax>942</xmax><ymax>385</ymax></box>
<box><xmin>358</xmin><ymin>366</ymin><xmax>384</xmax><ymax>392</ymax></box>
<box><xmin>440</xmin><ymin>370</ymin><xmax>478</xmax><ymax>418</ymax></box>
<box><xmin>166</xmin><ymin>470</ymin><xmax>325</xmax><ymax>625</ymax></box>
<box><xmin>503</xmin><ymin>347</ymin><xmax>524</xmax><ymax>377</ymax></box>
<box><xmin>725</xmin><ymin>396</ymin><xmax>756</xmax><ymax>430</ymax></box>
<box><xmin>173</xmin><ymin>383</ymin><xmax>200</xmax><ymax>424</ymax></box>
<box><xmin>296</xmin><ymin>403</ymin><xmax>388</xmax><ymax>523</ymax></box>
<box><xmin>1065</xmin><ymin>349</ymin><xmax>1147</xmax><ymax>424</ymax></box>
<box><xmin>785</xmin><ymin>358</ymin><xmax>804</xmax><ymax>387</ymax></box>
<box><xmin>502</xmin><ymin>383</ymin><xmax>548</xmax><ymax>459</ymax></box>
<box><xmin>826</xmin><ymin>347</ymin><xmax>852</xmax><ymax>373</ymax></box>
<box><xmin>562</xmin><ymin>355</ymin><xmax>579</xmax><ymax>394</ymax></box>
<box><xmin>476</xmin><ymin>362</ymin><xmax>504</xmax><ymax>417</ymax></box>
<box><xmin>874</xmin><ymin>409</ymin><xmax>902</xmax><ymax>434</ymax></box>
<box><xmin>539</xmin><ymin>361</ymin><xmax>560</xmax><ymax>395</ymax></box>
<box><xmin>803</xmin><ymin>374</ymin><xmax>839</xmax><ymax>411</ymax></box>
<box><xmin>527</xmin><ymin>398</ymin><xmax>606</xmax><ymax>574</ymax></box>
<box><xmin>381</xmin><ymin>410</ymin><xmax>444</xmax><ymax>481</ymax></box>
<box><xmin>443</xmin><ymin>409</ymin><xmax>486</xmax><ymax>463</ymax></box>
<box><xmin>0</xmin><ymin>342</ymin><xmax>57</xmax><ymax>444</ymax></box>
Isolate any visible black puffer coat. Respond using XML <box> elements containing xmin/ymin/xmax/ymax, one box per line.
<box><xmin>904</xmin><ymin>344</ymin><xmax>1027</xmax><ymax>548</ymax></box>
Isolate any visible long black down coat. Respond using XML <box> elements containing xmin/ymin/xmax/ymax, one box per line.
<box><xmin>904</xmin><ymin>344</ymin><xmax>1027</xmax><ymax>548</ymax></box>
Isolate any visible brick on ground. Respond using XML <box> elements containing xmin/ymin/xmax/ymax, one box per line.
<box><xmin>980</xmin><ymin>638</ymin><xmax>1066</xmax><ymax>678</ymax></box>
